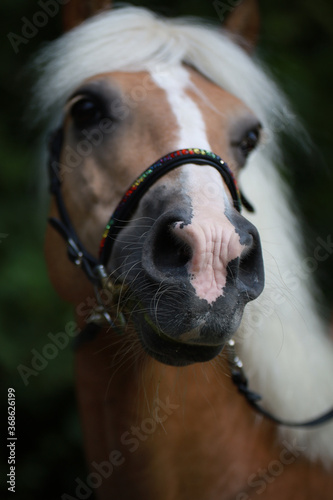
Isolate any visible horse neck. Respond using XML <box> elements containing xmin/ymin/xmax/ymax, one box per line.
<box><xmin>74</xmin><ymin>325</ymin><xmax>333</xmax><ymax>500</ymax></box>
<box><xmin>73</xmin><ymin>324</ymin><xmax>271</xmax><ymax>494</ymax></box>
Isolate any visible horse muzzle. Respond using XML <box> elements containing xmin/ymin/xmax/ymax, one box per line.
<box><xmin>110</xmin><ymin>187</ymin><xmax>264</xmax><ymax>366</ymax></box>
<box><xmin>47</xmin><ymin>141</ymin><xmax>264</xmax><ymax>366</ymax></box>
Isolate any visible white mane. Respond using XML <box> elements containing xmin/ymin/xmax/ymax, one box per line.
<box><xmin>34</xmin><ymin>6</ymin><xmax>333</xmax><ymax>464</ymax></box>
<box><xmin>32</xmin><ymin>5</ymin><xmax>287</xmax><ymax>134</ymax></box>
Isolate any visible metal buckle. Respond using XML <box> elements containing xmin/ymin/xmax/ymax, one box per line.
<box><xmin>67</xmin><ymin>238</ymin><xmax>84</xmax><ymax>266</ymax></box>
<box><xmin>83</xmin><ymin>265</ymin><xmax>127</xmax><ymax>332</ymax></box>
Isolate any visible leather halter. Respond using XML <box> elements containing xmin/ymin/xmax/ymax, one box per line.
<box><xmin>47</xmin><ymin>127</ymin><xmax>333</xmax><ymax>428</ymax></box>
<box><xmin>49</xmin><ymin>128</ymin><xmax>245</xmax><ymax>286</ymax></box>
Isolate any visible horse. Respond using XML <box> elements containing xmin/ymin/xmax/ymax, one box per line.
<box><xmin>33</xmin><ymin>1</ymin><xmax>333</xmax><ymax>498</ymax></box>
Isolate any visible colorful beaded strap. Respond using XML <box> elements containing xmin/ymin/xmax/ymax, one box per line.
<box><xmin>99</xmin><ymin>148</ymin><xmax>241</xmax><ymax>265</ymax></box>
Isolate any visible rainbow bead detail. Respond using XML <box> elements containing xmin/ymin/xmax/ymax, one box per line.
<box><xmin>99</xmin><ymin>148</ymin><xmax>241</xmax><ymax>257</ymax></box>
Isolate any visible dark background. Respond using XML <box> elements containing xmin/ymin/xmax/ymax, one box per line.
<box><xmin>1</xmin><ymin>1</ymin><xmax>333</xmax><ymax>498</ymax></box>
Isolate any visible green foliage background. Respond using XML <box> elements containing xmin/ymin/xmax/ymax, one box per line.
<box><xmin>1</xmin><ymin>1</ymin><xmax>332</xmax><ymax>498</ymax></box>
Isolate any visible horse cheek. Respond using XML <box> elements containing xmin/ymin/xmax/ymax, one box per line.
<box><xmin>44</xmin><ymin>201</ymin><xmax>94</xmax><ymax>306</ymax></box>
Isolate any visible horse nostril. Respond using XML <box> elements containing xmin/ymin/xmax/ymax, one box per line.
<box><xmin>153</xmin><ymin>223</ymin><xmax>193</xmax><ymax>274</ymax></box>
<box><xmin>238</xmin><ymin>229</ymin><xmax>264</xmax><ymax>299</ymax></box>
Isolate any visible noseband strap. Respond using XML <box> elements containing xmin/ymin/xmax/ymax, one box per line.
<box><xmin>99</xmin><ymin>148</ymin><xmax>242</xmax><ymax>266</ymax></box>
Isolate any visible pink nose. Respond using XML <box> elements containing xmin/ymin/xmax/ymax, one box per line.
<box><xmin>142</xmin><ymin>210</ymin><xmax>263</xmax><ymax>304</ymax></box>
<box><xmin>172</xmin><ymin>220</ymin><xmax>247</xmax><ymax>303</ymax></box>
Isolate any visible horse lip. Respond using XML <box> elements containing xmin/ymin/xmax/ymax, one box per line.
<box><xmin>138</xmin><ymin>317</ymin><xmax>225</xmax><ymax>366</ymax></box>
<box><xmin>159</xmin><ymin>328</ymin><xmax>225</xmax><ymax>347</ymax></box>
<box><xmin>141</xmin><ymin>311</ymin><xmax>228</xmax><ymax>348</ymax></box>
<box><xmin>178</xmin><ymin>325</ymin><xmax>227</xmax><ymax>346</ymax></box>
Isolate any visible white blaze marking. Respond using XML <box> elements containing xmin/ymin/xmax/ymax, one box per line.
<box><xmin>150</xmin><ymin>66</ymin><xmax>244</xmax><ymax>303</ymax></box>
<box><xmin>150</xmin><ymin>66</ymin><xmax>211</xmax><ymax>149</ymax></box>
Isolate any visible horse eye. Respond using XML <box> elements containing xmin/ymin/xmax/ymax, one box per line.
<box><xmin>70</xmin><ymin>98</ymin><xmax>104</xmax><ymax>130</ymax></box>
<box><xmin>239</xmin><ymin>129</ymin><xmax>260</xmax><ymax>157</ymax></box>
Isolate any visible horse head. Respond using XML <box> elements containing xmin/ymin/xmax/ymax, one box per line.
<box><xmin>43</xmin><ymin>4</ymin><xmax>266</xmax><ymax>367</ymax></box>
